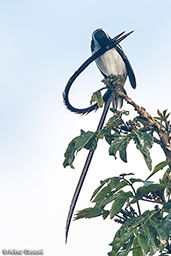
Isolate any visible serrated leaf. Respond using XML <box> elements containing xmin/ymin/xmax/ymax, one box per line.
<box><xmin>147</xmin><ymin>161</ymin><xmax>168</xmax><ymax>180</ymax></box>
<box><xmin>90</xmin><ymin>90</ymin><xmax>104</xmax><ymax>108</ymax></box>
<box><xmin>110</xmin><ymin>191</ymin><xmax>133</xmax><ymax>218</ymax></box>
<box><xmin>74</xmin><ymin>205</ymin><xmax>102</xmax><ymax>220</ymax></box>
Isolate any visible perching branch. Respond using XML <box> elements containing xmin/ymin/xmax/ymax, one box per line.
<box><xmin>103</xmin><ymin>75</ymin><xmax>171</xmax><ymax>168</ymax></box>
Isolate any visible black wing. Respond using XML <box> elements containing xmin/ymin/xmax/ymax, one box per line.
<box><xmin>116</xmin><ymin>45</ymin><xmax>136</xmax><ymax>89</ymax></box>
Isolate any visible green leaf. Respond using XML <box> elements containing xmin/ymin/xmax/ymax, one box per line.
<box><xmin>109</xmin><ymin>213</ymin><xmax>153</xmax><ymax>255</ymax></box>
<box><xmin>162</xmin><ymin>200</ymin><xmax>171</xmax><ymax>213</ymax></box>
<box><xmin>130</xmin><ymin>178</ymin><xmax>144</xmax><ymax>184</ymax></box>
<box><xmin>150</xmin><ymin>215</ymin><xmax>170</xmax><ymax>247</ymax></box>
<box><xmin>165</xmin><ymin>113</ymin><xmax>170</xmax><ymax>119</ymax></box>
<box><xmin>90</xmin><ymin>183</ymin><xmax>105</xmax><ymax>202</ymax></box>
<box><xmin>90</xmin><ymin>177</ymin><xmax>115</xmax><ymax>202</ymax></box>
<box><xmin>132</xmin><ymin>131</ymin><xmax>152</xmax><ymax>170</ymax></box>
<box><xmin>75</xmin><ymin>130</ymin><xmax>96</xmax><ymax>151</ymax></box>
<box><xmin>105</xmin><ymin>180</ymin><xmax>129</xmax><ymax>205</ymax></box>
<box><xmin>133</xmin><ymin>237</ymin><xmax>144</xmax><ymax>256</ymax></box>
<box><xmin>154</xmin><ymin>116</ymin><xmax>163</xmax><ymax>121</ymax></box>
<box><xmin>119</xmin><ymin>137</ymin><xmax>131</xmax><ymax>162</ymax></box>
<box><xmin>63</xmin><ymin>139</ymin><xmax>77</xmax><ymax>168</ymax></box>
<box><xmin>102</xmin><ymin>210</ymin><xmax>110</xmax><ymax>219</ymax></box>
<box><xmin>157</xmin><ymin>109</ymin><xmax>163</xmax><ymax>118</ymax></box>
<box><xmin>136</xmin><ymin>184</ymin><xmax>166</xmax><ymax>199</ymax></box>
<box><xmin>119</xmin><ymin>172</ymin><xmax>134</xmax><ymax>178</ymax></box>
<box><xmin>110</xmin><ymin>191</ymin><xmax>133</xmax><ymax>218</ymax></box>
<box><xmin>147</xmin><ymin>161</ymin><xmax>168</xmax><ymax>180</ymax></box>
<box><xmin>92</xmin><ymin>185</ymin><xmax>111</xmax><ymax>203</ymax></box>
<box><xmin>74</xmin><ymin>205</ymin><xmax>103</xmax><ymax>220</ymax></box>
<box><xmin>98</xmin><ymin>114</ymin><xmax>123</xmax><ymax>140</ymax></box>
<box><xmin>113</xmin><ymin>180</ymin><xmax>129</xmax><ymax>193</ymax></box>
<box><xmin>163</xmin><ymin>109</ymin><xmax>167</xmax><ymax>116</ymax></box>
<box><xmin>123</xmin><ymin>235</ymin><xmax>134</xmax><ymax>255</ymax></box>
<box><xmin>146</xmin><ymin>222</ymin><xmax>159</xmax><ymax>255</ymax></box>
<box><xmin>63</xmin><ymin>130</ymin><xmax>96</xmax><ymax>168</ymax></box>
<box><xmin>109</xmin><ymin>135</ymin><xmax>131</xmax><ymax>163</ymax></box>
<box><xmin>109</xmin><ymin>230</ymin><xmax>134</xmax><ymax>255</ymax></box>
<box><xmin>90</xmin><ymin>90</ymin><xmax>104</xmax><ymax>108</ymax></box>
<box><xmin>143</xmin><ymin>148</ymin><xmax>152</xmax><ymax>170</ymax></box>
<box><xmin>161</xmin><ymin>168</ymin><xmax>171</xmax><ymax>184</ymax></box>
<box><xmin>137</xmin><ymin>227</ymin><xmax>149</xmax><ymax>254</ymax></box>
<box><xmin>109</xmin><ymin>177</ymin><xmax>121</xmax><ymax>189</ymax></box>
<box><xmin>141</xmin><ymin>132</ymin><xmax>153</xmax><ymax>149</ymax></box>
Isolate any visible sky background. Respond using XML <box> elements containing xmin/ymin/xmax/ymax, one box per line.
<box><xmin>0</xmin><ymin>0</ymin><xmax>171</xmax><ymax>255</ymax></box>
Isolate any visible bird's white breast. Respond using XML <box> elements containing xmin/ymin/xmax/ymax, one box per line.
<box><xmin>95</xmin><ymin>48</ymin><xmax>127</xmax><ymax>79</ymax></box>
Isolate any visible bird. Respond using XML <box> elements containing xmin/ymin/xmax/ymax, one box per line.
<box><xmin>64</xmin><ymin>28</ymin><xmax>136</xmax><ymax>242</ymax></box>
<box><xmin>91</xmin><ymin>28</ymin><xmax>136</xmax><ymax>108</ymax></box>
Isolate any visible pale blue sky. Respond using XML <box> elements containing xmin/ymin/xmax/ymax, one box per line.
<box><xmin>0</xmin><ymin>1</ymin><xmax>171</xmax><ymax>255</ymax></box>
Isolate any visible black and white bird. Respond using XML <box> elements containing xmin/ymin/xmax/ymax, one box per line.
<box><xmin>64</xmin><ymin>28</ymin><xmax>136</xmax><ymax>242</ymax></box>
<box><xmin>91</xmin><ymin>28</ymin><xmax>136</xmax><ymax>108</ymax></box>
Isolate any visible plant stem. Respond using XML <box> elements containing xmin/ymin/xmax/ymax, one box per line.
<box><xmin>123</xmin><ymin>178</ymin><xmax>142</xmax><ymax>215</ymax></box>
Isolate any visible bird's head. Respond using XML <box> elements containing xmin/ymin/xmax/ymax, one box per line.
<box><xmin>91</xmin><ymin>28</ymin><xmax>111</xmax><ymax>51</ymax></box>
<box><xmin>91</xmin><ymin>28</ymin><xmax>134</xmax><ymax>52</ymax></box>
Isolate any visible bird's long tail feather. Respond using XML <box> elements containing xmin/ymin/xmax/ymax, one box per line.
<box><xmin>65</xmin><ymin>92</ymin><xmax>114</xmax><ymax>242</ymax></box>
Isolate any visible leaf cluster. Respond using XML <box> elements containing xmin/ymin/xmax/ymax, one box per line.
<box><xmin>63</xmin><ymin>108</ymin><xmax>155</xmax><ymax>170</ymax></box>
<box><xmin>154</xmin><ymin>110</ymin><xmax>171</xmax><ymax>136</ymax></box>
<box><xmin>98</xmin><ymin>109</ymin><xmax>154</xmax><ymax>170</ymax></box>
<box><xmin>75</xmin><ymin>173</ymin><xmax>171</xmax><ymax>255</ymax></box>
<box><xmin>63</xmin><ymin>101</ymin><xmax>171</xmax><ymax>255</ymax></box>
